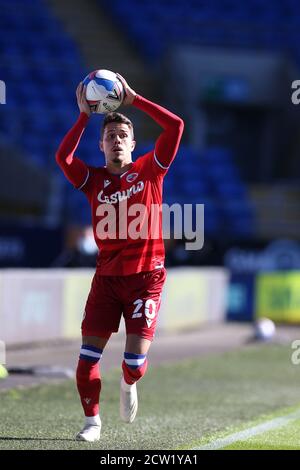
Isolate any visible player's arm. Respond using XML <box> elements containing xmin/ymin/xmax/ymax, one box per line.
<box><xmin>55</xmin><ymin>83</ymin><xmax>91</xmax><ymax>189</ymax></box>
<box><xmin>117</xmin><ymin>73</ymin><xmax>184</xmax><ymax>171</ymax></box>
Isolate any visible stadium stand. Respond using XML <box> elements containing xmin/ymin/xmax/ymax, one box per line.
<box><xmin>99</xmin><ymin>0</ymin><xmax>300</xmax><ymax>64</ymax></box>
<box><xmin>4</xmin><ymin>0</ymin><xmax>300</xmax><ymax>251</ymax></box>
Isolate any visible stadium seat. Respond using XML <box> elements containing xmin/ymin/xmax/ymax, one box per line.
<box><xmin>0</xmin><ymin>0</ymin><xmax>88</xmax><ymax>172</ymax></box>
<box><xmin>100</xmin><ymin>0</ymin><xmax>300</xmax><ymax>65</ymax></box>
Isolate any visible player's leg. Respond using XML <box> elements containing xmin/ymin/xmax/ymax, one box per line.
<box><xmin>120</xmin><ymin>334</ymin><xmax>151</xmax><ymax>423</ymax></box>
<box><xmin>76</xmin><ymin>273</ymin><xmax>123</xmax><ymax>441</ymax></box>
<box><xmin>77</xmin><ymin>335</ymin><xmax>110</xmax><ymax>419</ymax></box>
<box><xmin>76</xmin><ymin>334</ymin><xmax>111</xmax><ymax>442</ymax></box>
<box><xmin>122</xmin><ymin>333</ymin><xmax>151</xmax><ymax>384</ymax></box>
<box><xmin>120</xmin><ymin>268</ymin><xmax>167</xmax><ymax>423</ymax></box>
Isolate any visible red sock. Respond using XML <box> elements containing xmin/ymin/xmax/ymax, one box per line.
<box><xmin>76</xmin><ymin>358</ymin><xmax>101</xmax><ymax>417</ymax></box>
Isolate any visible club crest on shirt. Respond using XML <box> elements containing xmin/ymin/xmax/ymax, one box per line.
<box><xmin>126</xmin><ymin>172</ymin><xmax>138</xmax><ymax>183</ymax></box>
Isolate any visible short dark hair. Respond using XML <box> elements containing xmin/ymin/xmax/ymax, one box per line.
<box><xmin>101</xmin><ymin>112</ymin><xmax>134</xmax><ymax>139</ymax></box>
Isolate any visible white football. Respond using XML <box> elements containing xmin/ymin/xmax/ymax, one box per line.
<box><xmin>254</xmin><ymin>317</ymin><xmax>276</xmax><ymax>341</ymax></box>
<box><xmin>83</xmin><ymin>69</ymin><xmax>124</xmax><ymax>114</ymax></box>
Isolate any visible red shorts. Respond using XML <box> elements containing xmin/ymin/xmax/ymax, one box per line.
<box><xmin>82</xmin><ymin>268</ymin><xmax>167</xmax><ymax>341</ymax></box>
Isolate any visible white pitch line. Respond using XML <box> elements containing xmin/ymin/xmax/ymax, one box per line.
<box><xmin>193</xmin><ymin>409</ymin><xmax>300</xmax><ymax>450</ymax></box>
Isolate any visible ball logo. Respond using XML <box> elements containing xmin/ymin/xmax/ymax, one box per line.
<box><xmin>108</xmin><ymin>88</ymin><xmax>120</xmax><ymax>100</ymax></box>
<box><xmin>126</xmin><ymin>173</ymin><xmax>138</xmax><ymax>183</ymax></box>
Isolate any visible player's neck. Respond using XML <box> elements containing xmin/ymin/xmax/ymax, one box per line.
<box><xmin>106</xmin><ymin>161</ymin><xmax>133</xmax><ymax>175</ymax></box>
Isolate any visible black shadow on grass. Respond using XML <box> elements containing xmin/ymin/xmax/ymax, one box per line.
<box><xmin>0</xmin><ymin>437</ymin><xmax>74</xmax><ymax>441</ymax></box>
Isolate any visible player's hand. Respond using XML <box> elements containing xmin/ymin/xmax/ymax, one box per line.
<box><xmin>76</xmin><ymin>82</ymin><xmax>91</xmax><ymax>117</ymax></box>
<box><xmin>116</xmin><ymin>73</ymin><xmax>137</xmax><ymax>105</ymax></box>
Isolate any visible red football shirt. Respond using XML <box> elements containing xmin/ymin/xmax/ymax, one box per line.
<box><xmin>80</xmin><ymin>151</ymin><xmax>166</xmax><ymax>275</ymax></box>
<box><xmin>56</xmin><ymin>95</ymin><xmax>184</xmax><ymax>275</ymax></box>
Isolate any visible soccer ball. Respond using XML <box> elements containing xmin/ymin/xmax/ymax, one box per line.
<box><xmin>83</xmin><ymin>69</ymin><xmax>124</xmax><ymax>114</ymax></box>
<box><xmin>254</xmin><ymin>318</ymin><xmax>276</xmax><ymax>341</ymax></box>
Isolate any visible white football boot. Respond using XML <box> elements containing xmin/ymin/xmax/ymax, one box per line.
<box><xmin>76</xmin><ymin>416</ymin><xmax>101</xmax><ymax>442</ymax></box>
<box><xmin>120</xmin><ymin>376</ymin><xmax>138</xmax><ymax>423</ymax></box>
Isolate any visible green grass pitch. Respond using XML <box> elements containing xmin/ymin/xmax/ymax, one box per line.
<box><xmin>0</xmin><ymin>343</ymin><xmax>300</xmax><ymax>450</ymax></box>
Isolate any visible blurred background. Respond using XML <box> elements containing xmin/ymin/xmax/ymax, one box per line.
<box><xmin>0</xmin><ymin>0</ymin><xmax>300</xmax><ymax>344</ymax></box>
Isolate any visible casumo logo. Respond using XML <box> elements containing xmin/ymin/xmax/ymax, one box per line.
<box><xmin>98</xmin><ymin>181</ymin><xmax>144</xmax><ymax>204</ymax></box>
<box><xmin>0</xmin><ymin>80</ymin><xmax>6</xmax><ymax>104</ymax></box>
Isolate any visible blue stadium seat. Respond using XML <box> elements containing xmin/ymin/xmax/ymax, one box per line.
<box><xmin>0</xmin><ymin>0</ymin><xmax>88</xmax><ymax>190</ymax></box>
<box><xmin>100</xmin><ymin>0</ymin><xmax>300</xmax><ymax>65</ymax></box>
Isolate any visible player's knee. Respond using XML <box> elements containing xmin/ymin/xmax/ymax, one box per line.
<box><xmin>76</xmin><ymin>345</ymin><xmax>103</xmax><ymax>378</ymax></box>
<box><xmin>79</xmin><ymin>344</ymin><xmax>103</xmax><ymax>364</ymax></box>
<box><xmin>122</xmin><ymin>352</ymin><xmax>148</xmax><ymax>383</ymax></box>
